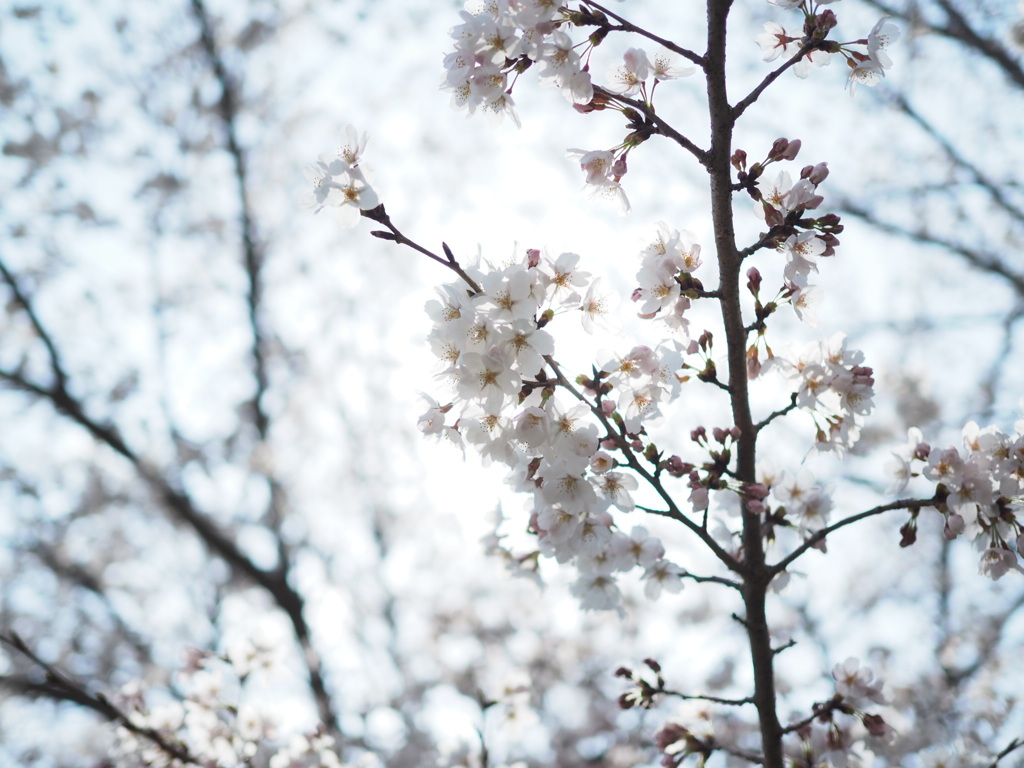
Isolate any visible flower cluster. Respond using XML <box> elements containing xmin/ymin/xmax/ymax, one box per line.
<box><xmin>650</xmin><ymin>660</ymin><xmax>890</xmax><ymax>768</ymax></box>
<box><xmin>768</xmin><ymin>332</ymin><xmax>875</xmax><ymax>454</ymax></box>
<box><xmin>732</xmin><ymin>138</ymin><xmax>844</xmax><ymax>332</ymax></box>
<box><xmin>632</xmin><ymin>223</ymin><xmax>703</xmax><ymax>335</ymax></box>
<box><xmin>443</xmin><ymin>2</ymin><xmax>693</xmax><ymax>210</ymax></box>
<box><xmin>758</xmin><ymin>463</ymin><xmax>834</xmax><ymax>540</ymax></box>
<box><xmin>302</xmin><ymin>125</ymin><xmax>378</xmax><ymax>226</ymax></box>
<box><xmin>418</xmin><ymin>247</ymin><xmax>693</xmax><ymax>610</ymax></box>
<box><xmin>442</xmin><ymin>0</ymin><xmax>592</xmax><ymax>126</ymax></box>
<box><xmin>754</xmin><ymin>4</ymin><xmax>900</xmax><ymax>91</ymax></box>
<box><xmin>888</xmin><ymin>415</ymin><xmax>1024</xmax><ymax>579</ymax></box>
<box><xmin>564</xmin><ymin>44</ymin><xmax>693</xmax><ymax>213</ymax></box>
<box><xmin>112</xmin><ymin>642</ymin><xmax>348</xmax><ymax>768</ymax></box>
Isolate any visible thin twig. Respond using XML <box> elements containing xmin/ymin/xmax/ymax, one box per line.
<box><xmin>988</xmin><ymin>737</ymin><xmax>1024</xmax><ymax>768</ymax></box>
<box><xmin>771</xmin><ymin>496</ymin><xmax>939</xmax><ymax>575</ymax></box>
<box><xmin>593</xmin><ymin>86</ymin><xmax>708</xmax><ymax>164</ymax></box>
<box><xmin>0</xmin><ymin>633</ymin><xmax>201</xmax><ymax>766</ymax></box>
<box><xmin>755</xmin><ymin>393</ymin><xmax>799</xmax><ymax>433</ymax></box>
<box><xmin>580</xmin><ymin>0</ymin><xmax>705</xmax><ymax>66</ymax></box>
<box><xmin>0</xmin><ymin>255</ymin><xmax>69</xmax><ymax>391</ymax></box>
<box><xmin>363</xmin><ymin>205</ymin><xmax>482</xmax><ymax>294</ymax></box>
<box><xmin>661</xmin><ymin>688</ymin><xmax>755</xmax><ymax>706</ymax></box>
<box><xmin>732</xmin><ymin>45</ymin><xmax>819</xmax><ymax>122</ymax></box>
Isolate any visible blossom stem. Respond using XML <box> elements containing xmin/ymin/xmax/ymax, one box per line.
<box><xmin>754</xmin><ymin>393</ymin><xmax>799</xmax><ymax>433</ymax></box>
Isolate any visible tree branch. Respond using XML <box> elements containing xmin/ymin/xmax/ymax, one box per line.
<box><xmin>0</xmin><ymin>633</ymin><xmax>202</xmax><ymax>766</ymax></box>
<box><xmin>732</xmin><ymin>44</ymin><xmax>818</xmax><ymax>122</ymax></box>
<box><xmin>580</xmin><ymin>0</ymin><xmax>706</xmax><ymax>67</ymax></box>
<box><xmin>593</xmin><ymin>86</ymin><xmax>709</xmax><ymax>165</ymax></box>
<box><xmin>771</xmin><ymin>495</ymin><xmax>939</xmax><ymax>575</ymax></box>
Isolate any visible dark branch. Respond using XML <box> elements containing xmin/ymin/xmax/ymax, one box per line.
<box><xmin>0</xmin><ymin>633</ymin><xmax>201</xmax><ymax>766</ymax></box>
<box><xmin>592</xmin><ymin>86</ymin><xmax>708</xmax><ymax>164</ymax></box>
<box><xmin>771</xmin><ymin>496</ymin><xmax>940</xmax><ymax>575</ymax></box>
<box><xmin>580</xmin><ymin>0</ymin><xmax>705</xmax><ymax>67</ymax></box>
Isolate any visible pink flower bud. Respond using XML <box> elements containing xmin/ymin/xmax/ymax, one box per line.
<box><xmin>770</xmin><ymin>137</ymin><xmax>790</xmax><ymax>159</ymax></box>
<box><xmin>862</xmin><ymin>713</ymin><xmax>889</xmax><ymax>737</ymax></box>
<box><xmin>746</xmin><ymin>266</ymin><xmax>762</xmax><ymax>294</ymax></box>
<box><xmin>601</xmin><ymin>400</ymin><xmax>615</xmax><ymax>415</ymax></box>
<box><xmin>944</xmin><ymin>513</ymin><xmax>965</xmax><ymax>539</ymax></box>
<box><xmin>528</xmin><ymin>510</ymin><xmax>541</xmax><ymax>533</ymax></box>
<box><xmin>526</xmin><ymin>248</ymin><xmax>541</xmax><ymax>267</ymax></box>
<box><xmin>761</xmin><ymin>200</ymin><xmax>785</xmax><ymax>227</ymax></box>
<box><xmin>899</xmin><ymin>520</ymin><xmax>917</xmax><ymax>547</ymax></box>
<box><xmin>712</xmin><ymin>427</ymin><xmax>728</xmax><ymax>443</ymax></box>
<box><xmin>731</xmin><ymin>149</ymin><xmax>747</xmax><ymax>171</ymax></box>
<box><xmin>819</xmin><ymin>232</ymin><xmax>839</xmax><ymax>257</ymax></box>
<box><xmin>781</xmin><ymin>138</ymin><xmax>801</xmax><ymax>160</ymax></box>
<box><xmin>808</xmin><ymin>162</ymin><xmax>829</xmax><ymax>184</ymax></box>
<box><xmin>816</xmin><ymin>9</ymin><xmax>838</xmax><ymax>34</ymax></box>
<box><xmin>852</xmin><ymin>365</ymin><xmax>875</xmax><ymax>387</ymax></box>
<box><xmin>691</xmin><ymin>426</ymin><xmax>706</xmax><ymax>443</ymax></box>
<box><xmin>664</xmin><ymin>456</ymin><xmax>692</xmax><ymax>477</ymax></box>
<box><xmin>654</xmin><ymin>722</ymin><xmax>690</xmax><ymax>751</ymax></box>
<box><xmin>747</xmin><ymin>345</ymin><xmax>762</xmax><ymax>380</ymax></box>
<box><xmin>745</xmin><ymin>483</ymin><xmax>770</xmax><ymax>500</ymax></box>
<box><xmin>612</xmin><ymin>154</ymin><xmax>628</xmax><ymax>178</ymax></box>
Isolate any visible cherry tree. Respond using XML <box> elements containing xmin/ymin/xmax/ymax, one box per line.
<box><xmin>3</xmin><ymin>0</ymin><xmax>1024</xmax><ymax>767</ymax></box>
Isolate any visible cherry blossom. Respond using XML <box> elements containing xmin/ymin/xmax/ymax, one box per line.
<box><xmin>606</xmin><ymin>48</ymin><xmax>651</xmax><ymax>97</ymax></box>
<box><xmin>756</xmin><ymin>22</ymin><xmax>795</xmax><ymax>62</ymax></box>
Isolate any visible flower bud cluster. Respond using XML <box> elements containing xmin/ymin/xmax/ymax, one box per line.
<box><xmin>419</xmin><ymin>249</ymin><xmax>692</xmax><ymax>610</ymax></box>
<box><xmin>734</xmin><ymin>140</ymin><xmax>844</xmax><ymax>327</ymax></box>
<box><xmin>887</xmin><ymin>416</ymin><xmax>1024</xmax><ymax>580</ymax></box>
